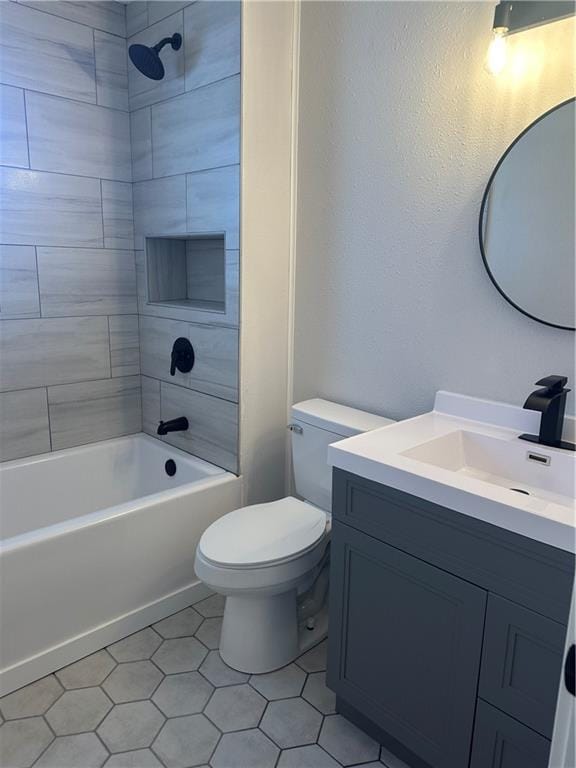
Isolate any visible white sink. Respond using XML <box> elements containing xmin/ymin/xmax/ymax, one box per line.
<box><xmin>328</xmin><ymin>391</ymin><xmax>576</xmax><ymax>552</ymax></box>
<box><xmin>402</xmin><ymin>429</ymin><xmax>573</xmax><ymax>504</ymax></box>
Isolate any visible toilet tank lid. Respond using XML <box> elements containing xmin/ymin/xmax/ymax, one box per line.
<box><xmin>291</xmin><ymin>398</ymin><xmax>394</xmax><ymax>437</ymax></box>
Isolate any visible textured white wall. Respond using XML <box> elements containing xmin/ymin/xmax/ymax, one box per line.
<box><xmin>293</xmin><ymin>2</ymin><xmax>575</xmax><ymax>421</ymax></box>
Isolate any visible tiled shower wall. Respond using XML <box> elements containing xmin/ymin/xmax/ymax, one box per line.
<box><xmin>0</xmin><ymin>0</ymin><xmax>140</xmax><ymax>461</ymax></box>
<box><xmin>0</xmin><ymin>0</ymin><xmax>241</xmax><ymax>471</ymax></box>
<box><xmin>129</xmin><ymin>1</ymin><xmax>240</xmax><ymax>473</ymax></box>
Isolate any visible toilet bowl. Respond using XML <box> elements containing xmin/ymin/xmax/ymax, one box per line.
<box><xmin>195</xmin><ymin>496</ymin><xmax>330</xmax><ymax>673</ymax></box>
<box><xmin>194</xmin><ymin>399</ymin><xmax>394</xmax><ymax>674</ymax></box>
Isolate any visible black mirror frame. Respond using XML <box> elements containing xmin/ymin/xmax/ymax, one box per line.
<box><xmin>479</xmin><ymin>97</ymin><xmax>576</xmax><ymax>332</ymax></box>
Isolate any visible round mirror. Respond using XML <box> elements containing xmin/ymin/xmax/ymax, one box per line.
<box><xmin>479</xmin><ymin>98</ymin><xmax>575</xmax><ymax>331</ymax></box>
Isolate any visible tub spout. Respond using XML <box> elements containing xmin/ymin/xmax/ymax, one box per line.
<box><xmin>157</xmin><ymin>417</ymin><xmax>189</xmax><ymax>436</ymax></box>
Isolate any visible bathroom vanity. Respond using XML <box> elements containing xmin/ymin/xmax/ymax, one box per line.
<box><xmin>327</xmin><ymin>393</ymin><xmax>575</xmax><ymax>768</ymax></box>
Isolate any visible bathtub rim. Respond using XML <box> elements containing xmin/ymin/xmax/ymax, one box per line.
<box><xmin>0</xmin><ymin>433</ymin><xmax>236</xmax><ymax>553</ymax></box>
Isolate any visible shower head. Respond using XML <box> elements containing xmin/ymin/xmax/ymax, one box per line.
<box><xmin>129</xmin><ymin>33</ymin><xmax>182</xmax><ymax>81</ymax></box>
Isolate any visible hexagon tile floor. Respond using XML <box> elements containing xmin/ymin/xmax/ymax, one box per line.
<box><xmin>0</xmin><ymin>593</ymin><xmax>409</xmax><ymax>768</ymax></box>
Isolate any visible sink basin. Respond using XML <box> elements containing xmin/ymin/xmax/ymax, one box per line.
<box><xmin>328</xmin><ymin>391</ymin><xmax>576</xmax><ymax>552</ymax></box>
<box><xmin>401</xmin><ymin>430</ymin><xmax>573</xmax><ymax>504</ymax></box>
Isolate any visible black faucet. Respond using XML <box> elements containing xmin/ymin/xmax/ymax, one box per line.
<box><xmin>157</xmin><ymin>417</ymin><xmax>189</xmax><ymax>436</ymax></box>
<box><xmin>519</xmin><ymin>376</ymin><xmax>575</xmax><ymax>451</ymax></box>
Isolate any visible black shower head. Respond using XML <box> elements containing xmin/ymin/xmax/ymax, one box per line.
<box><xmin>129</xmin><ymin>33</ymin><xmax>182</xmax><ymax>81</ymax></box>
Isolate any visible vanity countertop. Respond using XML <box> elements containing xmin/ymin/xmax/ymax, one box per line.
<box><xmin>328</xmin><ymin>392</ymin><xmax>575</xmax><ymax>552</ymax></box>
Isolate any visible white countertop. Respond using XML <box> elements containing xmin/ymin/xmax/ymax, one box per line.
<box><xmin>328</xmin><ymin>392</ymin><xmax>576</xmax><ymax>553</ymax></box>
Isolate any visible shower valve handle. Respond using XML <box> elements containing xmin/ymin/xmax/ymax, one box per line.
<box><xmin>170</xmin><ymin>337</ymin><xmax>195</xmax><ymax>376</ymax></box>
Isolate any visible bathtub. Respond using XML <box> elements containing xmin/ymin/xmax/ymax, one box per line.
<box><xmin>0</xmin><ymin>434</ymin><xmax>242</xmax><ymax>695</ymax></box>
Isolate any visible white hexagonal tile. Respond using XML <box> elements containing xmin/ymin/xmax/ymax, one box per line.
<box><xmin>194</xmin><ymin>617</ymin><xmax>222</xmax><ymax>650</ymax></box>
<box><xmin>204</xmin><ymin>684</ymin><xmax>266</xmax><ymax>732</ymax></box>
<box><xmin>102</xmin><ymin>661</ymin><xmax>163</xmax><ymax>703</ymax></box>
<box><xmin>108</xmin><ymin>629</ymin><xmax>163</xmax><ymax>663</ymax></box>
<box><xmin>301</xmin><ymin>672</ymin><xmax>336</xmax><ymax>714</ymax></box>
<box><xmin>260</xmin><ymin>698</ymin><xmax>322</xmax><ymax>748</ymax></box>
<box><xmin>277</xmin><ymin>745</ymin><xmax>340</xmax><ymax>768</ymax></box>
<box><xmin>152</xmin><ymin>714</ymin><xmax>219</xmax><ymax>768</ymax></box>
<box><xmin>296</xmin><ymin>641</ymin><xmax>327</xmax><ymax>673</ymax></box>
<box><xmin>35</xmin><ymin>733</ymin><xmax>108</xmax><ymax>768</ymax></box>
<box><xmin>318</xmin><ymin>714</ymin><xmax>380</xmax><ymax>766</ymax></box>
<box><xmin>249</xmin><ymin>663</ymin><xmax>306</xmax><ymax>700</ymax></box>
<box><xmin>0</xmin><ymin>675</ymin><xmax>63</xmax><ymax>719</ymax></box>
<box><xmin>152</xmin><ymin>637</ymin><xmax>208</xmax><ymax>674</ymax></box>
<box><xmin>211</xmin><ymin>729</ymin><xmax>279</xmax><ymax>768</ymax></box>
<box><xmin>152</xmin><ymin>672</ymin><xmax>213</xmax><ymax>717</ymax></box>
<box><xmin>193</xmin><ymin>594</ymin><xmax>226</xmax><ymax>618</ymax></box>
<box><xmin>46</xmin><ymin>687</ymin><xmax>113</xmax><ymax>735</ymax></box>
<box><xmin>199</xmin><ymin>651</ymin><xmax>249</xmax><ymax>687</ymax></box>
<box><xmin>0</xmin><ymin>717</ymin><xmax>53</xmax><ymax>768</ymax></box>
<box><xmin>153</xmin><ymin>608</ymin><xmax>203</xmax><ymax>639</ymax></box>
<box><xmin>97</xmin><ymin>701</ymin><xmax>164</xmax><ymax>753</ymax></box>
<box><xmin>56</xmin><ymin>650</ymin><xmax>116</xmax><ymax>689</ymax></box>
<box><xmin>103</xmin><ymin>749</ymin><xmax>163</xmax><ymax>767</ymax></box>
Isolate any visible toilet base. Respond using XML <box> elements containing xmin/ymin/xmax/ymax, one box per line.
<box><xmin>219</xmin><ymin>591</ymin><xmax>328</xmax><ymax>674</ymax></box>
<box><xmin>220</xmin><ymin>590</ymin><xmax>299</xmax><ymax>673</ymax></box>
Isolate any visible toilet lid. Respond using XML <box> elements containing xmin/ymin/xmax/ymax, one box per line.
<box><xmin>198</xmin><ymin>497</ymin><xmax>327</xmax><ymax>568</ymax></box>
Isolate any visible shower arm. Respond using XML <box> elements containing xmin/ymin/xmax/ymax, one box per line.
<box><xmin>153</xmin><ymin>36</ymin><xmax>179</xmax><ymax>54</ymax></box>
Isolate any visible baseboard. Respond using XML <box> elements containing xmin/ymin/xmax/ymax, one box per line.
<box><xmin>0</xmin><ymin>580</ymin><xmax>212</xmax><ymax>696</ymax></box>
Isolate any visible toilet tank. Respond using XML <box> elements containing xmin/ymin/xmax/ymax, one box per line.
<box><xmin>290</xmin><ymin>399</ymin><xmax>394</xmax><ymax>512</ymax></box>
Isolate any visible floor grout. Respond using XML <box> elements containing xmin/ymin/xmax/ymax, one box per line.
<box><xmin>1</xmin><ymin>594</ymin><xmax>399</xmax><ymax>768</ymax></box>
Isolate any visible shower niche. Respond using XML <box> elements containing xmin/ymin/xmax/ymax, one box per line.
<box><xmin>145</xmin><ymin>234</ymin><xmax>237</xmax><ymax>324</ymax></box>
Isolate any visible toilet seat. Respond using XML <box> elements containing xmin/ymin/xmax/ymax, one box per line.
<box><xmin>198</xmin><ymin>496</ymin><xmax>327</xmax><ymax>569</ymax></box>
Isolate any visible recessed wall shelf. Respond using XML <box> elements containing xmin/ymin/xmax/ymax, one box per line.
<box><xmin>146</xmin><ymin>234</ymin><xmax>226</xmax><ymax>314</ymax></box>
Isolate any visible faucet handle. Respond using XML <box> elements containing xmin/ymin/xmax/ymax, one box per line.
<box><xmin>535</xmin><ymin>375</ymin><xmax>569</xmax><ymax>394</ymax></box>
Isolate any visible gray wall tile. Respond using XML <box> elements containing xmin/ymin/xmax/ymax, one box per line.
<box><xmin>126</xmin><ymin>2</ymin><xmax>149</xmax><ymax>38</ymax></box>
<box><xmin>140</xmin><ymin>315</ymin><xmax>238</xmax><ymax>401</ymax></box>
<box><xmin>148</xmin><ymin>2</ymin><xmax>191</xmax><ymax>26</ymax></box>
<box><xmin>0</xmin><ymin>167</ymin><xmax>103</xmax><ymax>247</ymax></box>
<box><xmin>133</xmin><ymin>175</ymin><xmax>187</xmax><ymax>249</ymax></box>
<box><xmin>102</xmin><ymin>181</ymin><xmax>135</xmax><ymax>250</ymax></box>
<box><xmin>0</xmin><ymin>2</ymin><xmax>96</xmax><ymax>103</ymax></box>
<box><xmin>20</xmin><ymin>1</ymin><xmax>126</xmax><ymax>37</ymax></box>
<box><xmin>109</xmin><ymin>315</ymin><xmax>140</xmax><ymax>377</ymax></box>
<box><xmin>48</xmin><ymin>376</ymin><xmax>142</xmax><ymax>450</ymax></box>
<box><xmin>0</xmin><ymin>388</ymin><xmax>51</xmax><ymax>461</ymax></box>
<box><xmin>141</xmin><ymin>375</ymin><xmax>160</xmax><ymax>435</ymax></box>
<box><xmin>0</xmin><ymin>317</ymin><xmax>110</xmax><ymax>391</ymax></box>
<box><xmin>130</xmin><ymin>107</ymin><xmax>153</xmax><ymax>182</ymax></box>
<box><xmin>186</xmin><ymin>165</ymin><xmax>239</xmax><ymax>249</ymax></box>
<box><xmin>146</xmin><ymin>238</ymin><xmax>188</xmax><ymax>302</ymax></box>
<box><xmin>152</xmin><ymin>75</ymin><xmax>240</xmax><ymax>177</ymax></box>
<box><xmin>26</xmin><ymin>92</ymin><xmax>132</xmax><ymax>182</ymax></box>
<box><xmin>159</xmin><ymin>381</ymin><xmax>238</xmax><ymax>472</ymax></box>
<box><xmin>0</xmin><ymin>84</ymin><xmax>29</xmax><ymax>168</ymax></box>
<box><xmin>184</xmin><ymin>2</ymin><xmax>240</xmax><ymax>92</ymax></box>
<box><xmin>95</xmin><ymin>30</ymin><xmax>129</xmax><ymax>111</ymax></box>
<box><xmin>128</xmin><ymin>12</ymin><xmax>185</xmax><ymax>110</ymax></box>
<box><xmin>0</xmin><ymin>245</ymin><xmax>40</xmax><ymax>319</ymax></box>
<box><xmin>37</xmin><ymin>248</ymin><xmax>137</xmax><ymax>317</ymax></box>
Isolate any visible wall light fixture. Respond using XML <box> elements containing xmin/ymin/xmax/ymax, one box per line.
<box><xmin>486</xmin><ymin>1</ymin><xmax>575</xmax><ymax>75</ymax></box>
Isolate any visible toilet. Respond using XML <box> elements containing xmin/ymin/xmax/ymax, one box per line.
<box><xmin>194</xmin><ymin>398</ymin><xmax>394</xmax><ymax>674</ymax></box>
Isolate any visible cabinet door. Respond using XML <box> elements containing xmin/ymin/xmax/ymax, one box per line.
<box><xmin>328</xmin><ymin>522</ymin><xmax>487</xmax><ymax>768</ymax></box>
<box><xmin>470</xmin><ymin>700</ymin><xmax>551</xmax><ymax>768</ymax></box>
<box><xmin>480</xmin><ymin>595</ymin><xmax>566</xmax><ymax>737</ymax></box>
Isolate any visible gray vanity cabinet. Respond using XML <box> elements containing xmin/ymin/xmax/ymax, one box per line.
<box><xmin>328</xmin><ymin>522</ymin><xmax>486</xmax><ymax>768</ymax></box>
<box><xmin>470</xmin><ymin>701</ymin><xmax>552</xmax><ymax>768</ymax></box>
<box><xmin>328</xmin><ymin>469</ymin><xmax>574</xmax><ymax>768</ymax></box>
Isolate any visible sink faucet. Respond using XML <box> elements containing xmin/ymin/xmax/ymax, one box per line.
<box><xmin>157</xmin><ymin>417</ymin><xmax>189</xmax><ymax>436</ymax></box>
<box><xmin>519</xmin><ymin>376</ymin><xmax>575</xmax><ymax>451</ymax></box>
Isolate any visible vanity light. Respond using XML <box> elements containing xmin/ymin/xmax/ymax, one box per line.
<box><xmin>486</xmin><ymin>1</ymin><xmax>575</xmax><ymax>75</ymax></box>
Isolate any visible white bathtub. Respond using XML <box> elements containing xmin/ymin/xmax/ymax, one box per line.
<box><xmin>0</xmin><ymin>434</ymin><xmax>242</xmax><ymax>695</ymax></box>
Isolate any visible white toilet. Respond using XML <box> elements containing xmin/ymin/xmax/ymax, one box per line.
<box><xmin>194</xmin><ymin>399</ymin><xmax>394</xmax><ymax>674</ymax></box>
